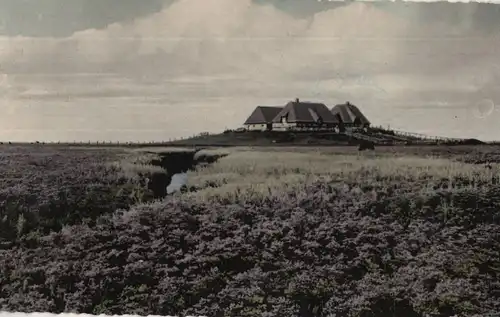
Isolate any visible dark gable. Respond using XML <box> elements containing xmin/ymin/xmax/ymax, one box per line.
<box><xmin>331</xmin><ymin>102</ymin><xmax>370</xmax><ymax>126</ymax></box>
<box><xmin>244</xmin><ymin>106</ymin><xmax>283</xmax><ymax>125</ymax></box>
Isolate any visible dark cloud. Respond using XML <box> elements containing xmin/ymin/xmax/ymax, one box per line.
<box><xmin>0</xmin><ymin>0</ymin><xmax>169</xmax><ymax>37</ymax></box>
<box><xmin>252</xmin><ymin>0</ymin><xmax>346</xmax><ymax>17</ymax></box>
<box><xmin>257</xmin><ymin>0</ymin><xmax>500</xmax><ymax>34</ymax></box>
<box><xmin>383</xmin><ymin>2</ymin><xmax>500</xmax><ymax>35</ymax></box>
<box><xmin>2</xmin><ymin>0</ymin><xmax>500</xmax><ymax>38</ymax></box>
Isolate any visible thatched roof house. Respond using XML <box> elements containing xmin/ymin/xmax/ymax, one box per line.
<box><xmin>272</xmin><ymin>99</ymin><xmax>339</xmax><ymax>127</ymax></box>
<box><xmin>330</xmin><ymin>101</ymin><xmax>370</xmax><ymax>127</ymax></box>
<box><xmin>243</xmin><ymin>106</ymin><xmax>283</xmax><ymax>131</ymax></box>
<box><xmin>244</xmin><ymin>106</ymin><xmax>283</xmax><ymax>125</ymax></box>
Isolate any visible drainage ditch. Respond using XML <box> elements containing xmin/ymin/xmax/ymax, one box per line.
<box><xmin>144</xmin><ymin>149</ymin><xmax>228</xmax><ymax>198</ymax></box>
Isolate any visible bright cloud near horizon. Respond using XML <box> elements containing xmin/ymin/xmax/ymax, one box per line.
<box><xmin>1</xmin><ymin>0</ymin><xmax>500</xmax><ymax>142</ymax></box>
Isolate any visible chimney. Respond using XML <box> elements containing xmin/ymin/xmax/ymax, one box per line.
<box><xmin>295</xmin><ymin>98</ymin><xmax>299</xmax><ymax>103</ymax></box>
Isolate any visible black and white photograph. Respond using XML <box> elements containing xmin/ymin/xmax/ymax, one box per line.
<box><xmin>1</xmin><ymin>0</ymin><xmax>500</xmax><ymax>316</ymax></box>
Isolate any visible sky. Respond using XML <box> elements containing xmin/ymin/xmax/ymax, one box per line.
<box><xmin>0</xmin><ymin>0</ymin><xmax>500</xmax><ymax>142</ymax></box>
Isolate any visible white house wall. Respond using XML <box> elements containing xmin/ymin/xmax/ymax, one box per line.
<box><xmin>244</xmin><ymin>124</ymin><xmax>268</xmax><ymax>131</ymax></box>
<box><xmin>272</xmin><ymin>122</ymin><xmax>297</xmax><ymax>131</ymax></box>
<box><xmin>244</xmin><ymin>122</ymin><xmax>340</xmax><ymax>132</ymax></box>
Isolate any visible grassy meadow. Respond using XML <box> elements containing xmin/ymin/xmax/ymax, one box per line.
<box><xmin>1</xmin><ymin>144</ymin><xmax>499</xmax><ymax>317</ymax></box>
<box><xmin>182</xmin><ymin>147</ymin><xmax>498</xmax><ymax>203</ymax></box>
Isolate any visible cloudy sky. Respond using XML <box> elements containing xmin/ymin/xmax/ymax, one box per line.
<box><xmin>1</xmin><ymin>0</ymin><xmax>500</xmax><ymax>142</ymax></box>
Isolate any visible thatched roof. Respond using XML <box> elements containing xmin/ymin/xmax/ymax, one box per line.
<box><xmin>271</xmin><ymin>99</ymin><xmax>339</xmax><ymax>124</ymax></box>
<box><xmin>244</xmin><ymin>106</ymin><xmax>283</xmax><ymax>125</ymax></box>
<box><xmin>331</xmin><ymin>102</ymin><xmax>370</xmax><ymax>125</ymax></box>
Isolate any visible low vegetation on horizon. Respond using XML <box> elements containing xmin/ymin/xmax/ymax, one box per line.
<box><xmin>0</xmin><ymin>144</ymin><xmax>499</xmax><ymax>317</ymax></box>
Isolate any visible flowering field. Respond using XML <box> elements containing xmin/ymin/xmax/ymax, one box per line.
<box><xmin>1</xmin><ymin>145</ymin><xmax>499</xmax><ymax>317</ymax></box>
<box><xmin>0</xmin><ymin>313</ymin><xmax>199</xmax><ymax>317</ymax></box>
<box><xmin>0</xmin><ymin>146</ymin><xmax>163</xmax><ymax>243</ymax></box>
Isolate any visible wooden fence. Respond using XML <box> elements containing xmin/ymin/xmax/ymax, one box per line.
<box><xmin>0</xmin><ymin>132</ymin><xmax>219</xmax><ymax>146</ymax></box>
<box><xmin>390</xmin><ymin>129</ymin><xmax>465</xmax><ymax>142</ymax></box>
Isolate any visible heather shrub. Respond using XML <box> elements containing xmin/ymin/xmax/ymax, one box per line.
<box><xmin>0</xmin><ymin>147</ymin><xmax>160</xmax><ymax>241</ymax></box>
<box><xmin>1</xmin><ymin>146</ymin><xmax>500</xmax><ymax>316</ymax></box>
<box><xmin>3</xmin><ymin>178</ymin><xmax>499</xmax><ymax>316</ymax></box>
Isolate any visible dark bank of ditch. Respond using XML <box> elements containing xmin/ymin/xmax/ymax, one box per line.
<box><xmin>145</xmin><ymin>149</ymin><xmax>228</xmax><ymax>198</ymax></box>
